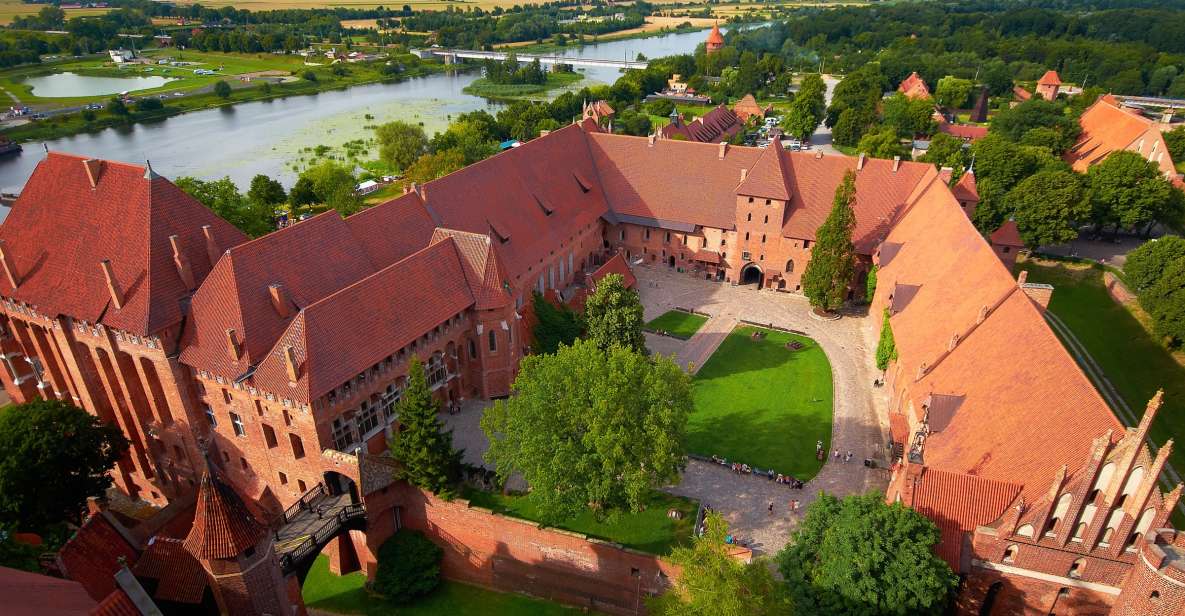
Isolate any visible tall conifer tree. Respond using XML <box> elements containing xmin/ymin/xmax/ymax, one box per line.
<box><xmin>801</xmin><ymin>169</ymin><xmax>858</xmax><ymax>312</ymax></box>
<box><xmin>389</xmin><ymin>358</ymin><xmax>462</xmax><ymax>497</ymax></box>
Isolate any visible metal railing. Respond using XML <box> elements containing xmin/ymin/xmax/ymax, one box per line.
<box><xmin>278</xmin><ymin>503</ymin><xmax>366</xmax><ymax>573</ymax></box>
<box><xmin>278</xmin><ymin>482</ymin><xmax>327</xmax><ymax>526</ymax></box>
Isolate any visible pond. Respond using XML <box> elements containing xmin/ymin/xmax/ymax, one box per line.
<box><xmin>21</xmin><ymin>72</ymin><xmax>176</xmax><ymax>98</ymax></box>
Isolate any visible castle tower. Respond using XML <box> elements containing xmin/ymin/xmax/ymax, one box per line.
<box><xmin>1111</xmin><ymin>530</ymin><xmax>1185</xmax><ymax>615</ymax></box>
<box><xmin>705</xmin><ymin>23</ymin><xmax>724</xmax><ymax>54</ymax></box>
<box><xmin>183</xmin><ymin>466</ymin><xmax>296</xmax><ymax>616</ymax></box>
<box><xmin>1036</xmin><ymin>70</ymin><xmax>1062</xmax><ymax>101</ymax></box>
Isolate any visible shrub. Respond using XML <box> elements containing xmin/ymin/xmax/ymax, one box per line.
<box><xmin>213</xmin><ymin>80</ymin><xmax>231</xmax><ymax>99</ymax></box>
<box><xmin>303</xmin><ymin>70</ymin><xmax>318</xmax><ymax>82</ymax></box>
<box><xmin>373</xmin><ymin>530</ymin><xmax>442</xmax><ymax>603</ymax></box>
<box><xmin>134</xmin><ymin>97</ymin><xmax>163</xmax><ymax>112</ymax></box>
<box><xmin>875</xmin><ymin>308</ymin><xmax>898</xmax><ymax>371</ymax></box>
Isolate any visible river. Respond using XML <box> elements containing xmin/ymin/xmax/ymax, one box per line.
<box><xmin>0</xmin><ymin>27</ymin><xmax>728</xmax><ymax>192</ymax></box>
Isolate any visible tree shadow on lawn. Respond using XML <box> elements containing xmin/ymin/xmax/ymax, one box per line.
<box><xmin>686</xmin><ymin>401</ymin><xmax>833</xmax><ymax>481</ymax></box>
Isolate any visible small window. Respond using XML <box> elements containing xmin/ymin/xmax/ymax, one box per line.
<box><xmin>230</xmin><ymin>413</ymin><xmax>245</xmax><ymax>437</ymax></box>
<box><xmin>761</xmin><ymin>234</ymin><xmax>766</xmax><ymax>243</ymax></box>
<box><xmin>239</xmin><ymin>457</ymin><xmax>248</xmax><ymax>470</ymax></box>
<box><xmin>746</xmin><ymin>213</ymin><xmax>752</xmax><ymax>222</ymax></box>
<box><xmin>747</xmin><ymin>197</ymin><xmax>754</xmax><ymax>203</ymax></box>
<box><xmin>1151</xmin><ymin>591</ymin><xmax>1161</xmax><ymax>600</ymax></box>
<box><xmin>282</xmin><ymin>409</ymin><xmax>292</xmax><ymax>426</ymax></box>
<box><xmin>765</xmin><ymin>199</ymin><xmax>771</xmax><ymax>205</ymax></box>
<box><xmin>298</xmin><ymin>479</ymin><xmax>307</xmax><ymax>492</ymax></box>
<box><xmin>619</xmin><ymin>229</ymin><xmax>625</xmax><ymax>241</ymax></box>
<box><xmin>763</xmin><ymin>215</ymin><xmax>768</xmax><ymax>224</ymax></box>
<box><xmin>1003</xmin><ymin>545</ymin><xmax>1018</xmax><ymax>564</ymax></box>
<box><xmin>204</xmin><ymin>405</ymin><xmax>216</xmax><ymax>426</ymax></box>
<box><xmin>263</xmin><ymin>424</ymin><xmax>278</xmax><ymax>448</ymax></box>
<box><xmin>804</xmin><ymin>240</ymin><xmax>812</xmax><ymax>249</ymax></box>
<box><xmin>279</xmin><ymin>471</ymin><xmax>288</xmax><ymax>485</ymax></box>
<box><xmin>1069</xmin><ymin>559</ymin><xmax>1085</xmax><ymax>579</ymax></box>
<box><xmin>289</xmin><ymin>433</ymin><xmax>305</xmax><ymax>459</ymax></box>
<box><xmin>745</xmin><ymin>232</ymin><xmax>750</xmax><ymax>240</ymax></box>
<box><xmin>1003</xmin><ymin>246</ymin><xmax>1011</xmax><ymax>253</ymax></box>
<box><xmin>469</xmin><ymin>339</ymin><xmax>477</xmax><ymax>359</ymax></box>
<box><xmin>664</xmin><ymin>232</ymin><xmax>671</xmax><ymax>243</ymax></box>
<box><xmin>488</xmin><ymin>330</ymin><xmax>497</xmax><ymax>353</ymax></box>
<box><xmin>644</xmin><ymin>229</ymin><xmax>650</xmax><ymax>240</ymax></box>
<box><xmin>222</xmin><ymin>389</ymin><xmax>232</xmax><ymax>404</ymax></box>
<box><xmin>221</xmin><ymin>450</ymin><xmax>230</xmax><ymax>463</ymax></box>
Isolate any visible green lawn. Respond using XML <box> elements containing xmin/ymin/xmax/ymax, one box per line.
<box><xmin>1018</xmin><ymin>258</ymin><xmax>1185</xmax><ymax>476</ymax></box>
<box><xmin>689</xmin><ymin>325</ymin><xmax>833</xmax><ymax>480</ymax></box>
<box><xmin>302</xmin><ymin>555</ymin><xmax>578</xmax><ymax>615</ymax></box>
<box><xmin>462</xmin><ymin>489</ymin><xmax>696</xmax><ymax>555</ymax></box>
<box><xmin>645</xmin><ymin>310</ymin><xmax>708</xmax><ymax>340</ymax></box>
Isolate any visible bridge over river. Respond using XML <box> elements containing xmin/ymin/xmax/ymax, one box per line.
<box><xmin>420</xmin><ymin>48</ymin><xmax>649</xmax><ymax>70</ymax></box>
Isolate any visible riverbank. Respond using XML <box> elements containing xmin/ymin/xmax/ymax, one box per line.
<box><xmin>1</xmin><ymin>58</ymin><xmax>460</xmax><ymax>143</ymax></box>
<box><xmin>461</xmin><ymin>71</ymin><xmax>583</xmax><ymax>100</ymax></box>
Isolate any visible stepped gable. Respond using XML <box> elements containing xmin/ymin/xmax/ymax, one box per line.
<box><xmin>183</xmin><ymin>466</ymin><xmax>266</xmax><ymax>560</ymax></box>
<box><xmin>0</xmin><ymin>152</ymin><xmax>247</xmax><ymax>335</ymax></box>
<box><xmin>179</xmin><ymin>212</ymin><xmax>377</xmax><ymax>379</ymax></box>
<box><xmin>251</xmin><ymin>237</ymin><xmax>474</xmax><ymax>402</ymax></box>
<box><xmin>876</xmin><ymin>179</ymin><xmax>1120</xmax><ymax>503</ymax></box>
<box><xmin>781</xmin><ymin>152</ymin><xmax>935</xmax><ymax>253</ymax></box>
<box><xmin>430</xmin><ymin>228</ymin><xmax>512</xmax><ymax>310</ymax></box>
<box><xmin>911</xmin><ymin>468</ymin><xmax>1022</xmax><ymax>566</ymax></box>
<box><xmin>345</xmin><ymin>190</ymin><xmax>437</xmax><ymax>268</ymax></box>
<box><xmin>587</xmin><ymin>132</ymin><xmax>762</xmax><ymax>229</ymax></box>
<box><xmin>416</xmin><ymin>123</ymin><xmax>608</xmax><ymax>281</ymax></box>
<box><xmin>736</xmin><ymin>138</ymin><xmax>793</xmax><ymax>201</ymax></box>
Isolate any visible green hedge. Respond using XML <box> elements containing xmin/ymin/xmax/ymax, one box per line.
<box><xmin>374</xmin><ymin>529</ymin><xmax>443</xmax><ymax>604</ymax></box>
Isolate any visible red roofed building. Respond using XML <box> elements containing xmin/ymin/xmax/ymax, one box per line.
<box><xmin>990</xmin><ymin>219</ymin><xmax>1025</xmax><ymax>269</ymax></box>
<box><xmin>1067</xmin><ymin>94</ymin><xmax>1180</xmax><ymax>183</ymax></box>
<box><xmin>732</xmin><ymin>94</ymin><xmax>772</xmax><ymax>123</ymax></box>
<box><xmin>1037</xmin><ymin>70</ymin><xmax>1062</xmax><ymax>101</ymax></box>
<box><xmin>937</xmin><ymin>121</ymin><xmax>988</xmax><ymax>142</ymax></box>
<box><xmin>705</xmin><ymin>23</ymin><xmax>724</xmax><ymax>54</ymax></box>
<box><xmin>898</xmin><ymin>71</ymin><xmax>931</xmax><ymax>100</ymax></box>
<box><xmin>661</xmin><ymin>105</ymin><xmax>743</xmax><ymax>143</ymax></box>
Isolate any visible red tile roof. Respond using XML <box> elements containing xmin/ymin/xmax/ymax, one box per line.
<box><xmin>0</xmin><ymin>566</ymin><xmax>97</xmax><ymax>615</ymax></box>
<box><xmin>251</xmin><ymin>237</ymin><xmax>475</xmax><ymax>401</ymax></box>
<box><xmin>951</xmin><ymin>172</ymin><xmax>979</xmax><ymax>202</ymax></box>
<box><xmin>346</xmin><ymin>191</ymin><xmax>437</xmax><ymax>268</ymax></box>
<box><xmin>0</xmin><ymin>153</ymin><xmax>247</xmax><ymax>335</ymax></box>
<box><xmin>875</xmin><ymin>178</ymin><xmax>1121</xmax><ymax>505</ymax></box>
<box><xmin>990</xmin><ymin>220</ymin><xmax>1024</xmax><ymax>248</ymax></box>
<box><xmin>898</xmin><ymin>72</ymin><xmax>931</xmax><ymax>99</ymax></box>
<box><xmin>910</xmin><ymin>468</ymin><xmax>1021</xmax><ymax>567</ymax></box>
<box><xmin>1066</xmin><ymin>95</ymin><xmax>1178</xmax><ymax>178</ymax></box>
<box><xmin>733</xmin><ymin>94</ymin><xmax>770</xmax><ymax>122</ymax></box>
<box><xmin>590</xmin><ymin>252</ymin><xmax>636</xmax><ymax>289</ymax></box>
<box><xmin>693</xmin><ymin>248</ymin><xmax>721</xmax><ymax>264</ymax></box>
<box><xmin>1012</xmin><ymin>86</ymin><xmax>1032</xmax><ymax>101</ymax></box>
<box><xmin>179</xmin><ymin>211</ymin><xmax>380</xmax><ymax>380</ymax></box>
<box><xmin>737</xmin><ymin>139</ymin><xmax>793</xmax><ymax>200</ymax></box>
<box><xmin>661</xmin><ymin>105</ymin><xmax>742</xmax><ymax>143</ymax></box>
<box><xmin>132</xmin><ymin>537</ymin><xmax>207</xmax><ymax>604</ymax></box>
<box><xmin>91</xmin><ymin>590</ymin><xmax>138</xmax><ymax>616</ymax></box>
<box><xmin>1037</xmin><ymin>70</ymin><xmax>1061</xmax><ymax>86</ymax></box>
<box><xmin>431</xmin><ymin>228</ymin><xmax>512</xmax><ymax>310</ymax></box>
<box><xmin>59</xmin><ymin>513</ymin><xmax>139</xmax><ymax>601</ymax></box>
<box><xmin>937</xmin><ymin>122</ymin><xmax>988</xmax><ymax>141</ymax></box>
<box><xmin>184</xmin><ymin>467</ymin><xmax>266</xmax><ymax>560</ymax></box>
<box><xmin>706</xmin><ymin>23</ymin><xmax>724</xmax><ymax>45</ymax></box>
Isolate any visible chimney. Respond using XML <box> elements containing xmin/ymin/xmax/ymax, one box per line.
<box><xmin>225</xmin><ymin>328</ymin><xmax>241</xmax><ymax>360</ymax></box>
<box><xmin>169</xmin><ymin>235</ymin><xmax>196</xmax><ymax>290</ymax></box>
<box><xmin>1017</xmin><ymin>270</ymin><xmax>1028</xmax><ymax>286</ymax></box>
<box><xmin>718</xmin><ymin>142</ymin><xmax>728</xmax><ymax>160</ymax></box>
<box><xmin>892</xmin><ymin>156</ymin><xmax>901</xmax><ymax>172</ymax></box>
<box><xmin>0</xmin><ymin>239</ymin><xmax>18</xmax><ymax>289</ymax></box>
<box><xmin>201</xmin><ymin>225</ymin><xmax>221</xmax><ymax>267</ymax></box>
<box><xmin>283</xmin><ymin>345</ymin><xmax>299</xmax><ymax>382</ymax></box>
<box><xmin>740</xmin><ymin>168</ymin><xmax>748</xmax><ymax>182</ymax></box>
<box><xmin>268</xmin><ymin>283</ymin><xmax>292</xmax><ymax>319</ymax></box>
<box><xmin>948</xmin><ymin>333</ymin><xmax>960</xmax><ymax>351</ymax></box>
<box><xmin>1021</xmin><ymin>282</ymin><xmax>1054</xmax><ymax>311</ymax></box>
<box><xmin>977</xmin><ymin>305</ymin><xmax>990</xmax><ymax>324</ymax></box>
<box><xmin>857</xmin><ymin>153</ymin><xmax>866</xmax><ymax>171</ymax></box>
<box><xmin>99</xmin><ymin>259</ymin><xmax>123</xmax><ymax>309</ymax></box>
<box><xmin>82</xmin><ymin>159</ymin><xmax>102</xmax><ymax>188</ymax></box>
<box><xmin>647</xmin><ymin>134</ymin><xmax>656</xmax><ymax>147</ymax></box>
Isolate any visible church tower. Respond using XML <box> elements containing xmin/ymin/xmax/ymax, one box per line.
<box><xmin>706</xmin><ymin>23</ymin><xmax>724</xmax><ymax>54</ymax></box>
<box><xmin>183</xmin><ymin>466</ymin><xmax>296</xmax><ymax>615</ymax></box>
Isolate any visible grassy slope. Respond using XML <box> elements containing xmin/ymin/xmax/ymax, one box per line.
<box><xmin>645</xmin><ymin>310</ymin><xmax>709</xmax><ymax>340</ymax></box>
<box><xmin>302</xmin><ymin>555</ymin><xmax>578</xmax><ymax>615</ymax></box>
<box><xmin>1018</xmin><ymin>259</ymin><xmax>1185</xmax><ymax>472</ymax></box>
<box><xmin>689</xmin><ymin>325</ymin><xmax>833</xmax><ymax>479</ymax></box>
<box><xmin>462</xmin><ymin>489</ymin><xmax>696</xmax><ymax>555</ymax></box>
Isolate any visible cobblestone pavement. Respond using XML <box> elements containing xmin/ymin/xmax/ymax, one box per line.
<box><xmin>445</xmin><ymin>264</ymin><xmax>891</xmax><ymax>556</ymax></box>
<box><xmin>636</xmin><ymin>264</ymin><xmax>891</xmax><ymax>555</ymax></box>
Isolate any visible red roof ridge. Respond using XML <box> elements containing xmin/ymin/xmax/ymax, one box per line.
<box><xmin>736</xmin><ymin>139</ymin><xmax>792</xmax><ymax>200</ymax></box>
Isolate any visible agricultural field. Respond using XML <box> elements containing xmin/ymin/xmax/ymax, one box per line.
<box><xmin>0</xmin><ymin>0</ymin><xmax>109</xmax><ymax>25</ymax></box>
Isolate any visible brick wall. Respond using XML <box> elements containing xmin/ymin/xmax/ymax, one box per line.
<box><xmin>364</xmin><ymin>483</ymin><xmax>680</xmax><ymax>615</ymax></box>
<box><xmin>1111</xmin><ymin>532</ymin><xmax>1185</xmax><ymax>616</ymax></box>
<box><xmin>1104</xmin><ymin>271</ymin><xmax>1136</xmax><ymax>305</ymax></box>
<box><xmin>957</xmin><ymin>566</ymin><xmax>1114</xmax><ymax>615</ymax></box>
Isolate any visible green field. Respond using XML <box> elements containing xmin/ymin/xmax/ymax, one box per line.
<box><xmin>302</xmin><ymin>555</ymin><xmax>578</xmax><ymax>615</ymax></box>
<box><xmin>462</xmin><ymin>489</ymin><xmax>697</xmax><ymax>555</ymax></box>
<box><xmin>1019</xmin><ymin>258</ymin><xmax>1185</xmax><ymax>477</ymax></box>
<box><xmin>461</xmin><ymin>71</ymin><xmax>583</xmax><ymax>99</ymax></box>
<box><xmin>689</xmin><ymin>325</ymin><xmax>833</xmax><ymax>480</ymax></box>
<box><xmin>645</xmin><ymin>310</ymin><xmax>709</xmax><ymax>340</ymax></box>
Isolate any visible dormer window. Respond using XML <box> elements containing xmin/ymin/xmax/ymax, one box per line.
<box><xmin>573</xmin><ymin>171</ymin><xmax>592</xmax><ymax>192</ymax></box>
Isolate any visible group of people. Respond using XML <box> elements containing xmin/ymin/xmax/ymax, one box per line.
<box><xmin>709</xmin><ymin>455</ymin><xmax>805</xmax><ymax>489</ymax></box>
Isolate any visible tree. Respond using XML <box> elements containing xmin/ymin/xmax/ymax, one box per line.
<box><xmin>784</xmin><ymin>73</ymin><xmax>826</xmax><ymax>140</ymax></box>
<box><xmin>865</xmin><ymin>264</ymin><xmax>877</xmax><ymax>303</ymax></box>
<box><xmin>857</xmin><ymin>127</ymin><xmax>910</xmax><ymax>160</ymax></box>
<box><xmin>919</xmin><ymin>132</ymin><xmax>967</xmax><ymax>174</ymax></box>
<box><xmin>802</xmin><ymin>170</ymin><xmax>858</xmax><ymax>312</ymax></box>
<box><xmin>134</xmin><ymin>98</ymin><xmax>163</xmax><ymax>113</ymax></box>
<box><xmin>1086</xmin><ymin>151</ymin><xmax>1179</xmax><ymax>232</ymax></box>
<box><xmin>881</xmin><ymin>93</ymin><xmax>935</xmax><ymax>137</ymax></box>
<box><xmin>298</xmin><ymin>160</ymin><xmax>362</xmax><ymax>215</ymax></box>
<box><xmin>989</xmin><ymin>99</ymin><xmax>1078</xmax><ymax>150</ymax></box>
<box><xmin>404</xmin><ymin>149</ymin><xmax>465</xmax><ymax>186</ymax></box>
<box><xmin>108</xmin><ymin>97</ymin><xmax>128</xmax><ymax>117</ymax></box>
<box><xmin>583</xmin><ymin>273</ymin><xmax>646</xmax><ymax>354</ymax></box>
<box><xmin>247</xmin><ymin>174</ymin><xmax>287</xmax><ymax>208</ymax></box>
<box><xmin>1126</xmin><ymin>236</ymin><xmax>1185</xmax><ymax>292</ymax></box>
<box><xmin>531</xmin><ymin>291</ymin><xmax>582</xmax><ymax>354</ymax></box>
<box><xmin>650</xmin><ymin>512</ymin><xmax>785</xmax><ymax>616</ymax></box>
<box><xmin>934</xmin><ymin>75</ymin><xmax>973</xmax><ymax>109</ymax></box>
<box><xmin>831</xmin><ymin>107</ymin><xmax>874</xmax><ymax>148</ymax></box>
<box><xmin>374</xmin><ymin>529</ymin><xmax>442</xmax><ymax>603</ymax></box>
<box><xmin>1165</xmin><ymin>126</ymin><xmax>1185</xmax><ymax>163</ymax></box>
<box><xmin>777</xmin><ymin>492</ymin><xmax>957</xmax><ymax>615</ymax></box>
<box><xmin>1007</xmin><ymin>170</ymin><xmax>1088</xmax><ymax>248</ymax></box>
<box><xmin>481</xmin><ymin>339</ymin><xmax>691</xmax><ymax>521</ymax></box>
<box><xmin>213</xmin><ymin>80</ymin><xmax>232</xmax><ymax>99</ymax></box>
<box><xmin>1141</xmin><ymin>256</ymin><xmax>1185</xmax><ymax>347</ymax></box>
<box><xmin>288</xmin><ymin>176</ymin><xmax>317</xmax><ymax>211</ymax></box>
<box><xmin>389</xmin><ymin>358</ymin><xmax>462</xmax><ymax>496</ymax></box>
<box><xmin>375</xmin><ymin>120</ymin><xmax>428</xmax><ymax>172</ymax></box>
<box><xmin>875</xmin><ymin>309</ymin><xmax>897</xmax><ymax>371</ymax></box>
<box><xmin>0</xmin><ymin>400</ymin><xmax>128</xmax><ymax>531</ymax></box>
<box><xmin>176</xmin><ymin>176</ymin><xmax>275</xmax><ymax>237</ymax></box>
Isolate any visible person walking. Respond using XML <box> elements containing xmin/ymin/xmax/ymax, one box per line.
<box><xmin>768</xmin><ymin>502</ymin><xmax>774</xmax><ymax>516</ymax></box>
<box><xmin>833</xmin><ymin>448</ymin><xmax>840</xmax><ymax>461</ymax></box>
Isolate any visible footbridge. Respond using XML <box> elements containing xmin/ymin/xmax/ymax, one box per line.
<box><xmin>274</xmin><ymin>482</ymin><xmax>366</xmax><ymax>579</ymax></box>
<box><xmin>422</xmin><ymin>48</ymin><xmax>648</xmax><ymax>70</ymax></box>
